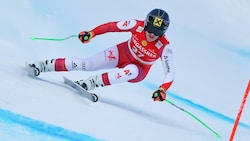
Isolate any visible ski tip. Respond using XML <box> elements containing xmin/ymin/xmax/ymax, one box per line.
<box><xmin>24</xmin><ymin>61</ymin><xmax>28</xmax><ymax>66</ymax></box>
<box><xmin>63</xmin><ymin>76</ymin><xmax>69</xmax><ymax>82</ymax></box>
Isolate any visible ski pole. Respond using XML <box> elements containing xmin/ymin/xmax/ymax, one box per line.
<box><xmin>165</xmin><ymin>99</ymin><xmax>221</xmax><ymax>138</ymax></box>
<box><xmin>31</xmin><ymin>35</ymin><xmax>78</xmax><ymax>41</ymax></box>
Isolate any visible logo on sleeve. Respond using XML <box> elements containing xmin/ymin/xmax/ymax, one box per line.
<box><xmin>117</xmin><ymin>20</ymin><xmax>137</xmax><ymax>30</ymax></box>
<box><xmin>122</xmin><ymin>21</ymin><xmax>130</xmax><ymax>26</ymax></box>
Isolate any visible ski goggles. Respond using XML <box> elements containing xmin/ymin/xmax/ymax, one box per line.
<box><xmin>144</xmin><ymin>23</ymin><xmax>165</xmax><ymax>36</ymax></box>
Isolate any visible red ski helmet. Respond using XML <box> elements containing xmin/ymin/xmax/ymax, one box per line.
<box><xmin>144</xmin><ymin>9</ymin><xmax>170</xmax><ymax>36</ymax></box>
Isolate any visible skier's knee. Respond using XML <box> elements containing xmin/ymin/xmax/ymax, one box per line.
<box><xmin>123</xmin><ymin>64</ymin><xmax>139</xmax><ymax>80</ymax></box>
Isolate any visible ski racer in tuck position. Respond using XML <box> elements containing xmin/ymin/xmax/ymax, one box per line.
<box><xmin>27</xmin><ymin>8</ymin><xmax>175</xmax><ymax>102</ymax></box>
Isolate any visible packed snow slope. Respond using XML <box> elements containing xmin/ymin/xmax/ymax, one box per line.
<box><xmin>0</xmin><ymin>0</ymin><xmax>250</xmax><ymax>141</ymax></box>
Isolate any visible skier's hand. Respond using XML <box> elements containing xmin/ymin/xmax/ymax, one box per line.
<box><xmin>152</xmin><ymin>87</ymin><xmax>166</xmax><ymax>102</ymax></box>
<box><xmin>78</xmin><ymin>31</ymin><xmax>94</xmax><ymax>44</ymax></box>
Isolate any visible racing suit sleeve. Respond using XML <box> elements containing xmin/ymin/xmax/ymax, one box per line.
<box><xmin>90</xmin><ymin>20</ymin><xmax>138</xmax><ymax>36</ymax></box>
<box><xmin>159</xmin><ymin>44</ymin><xmax>175</xmax><ymax>91</ymax></box>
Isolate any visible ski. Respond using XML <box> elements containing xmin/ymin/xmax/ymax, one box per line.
<box><xmin>24</xmin><ymin>63</ymin><xmax>98</xmax><ymax>102</ymax></box>
<box><xmin>63</xmin><ymin>76</ymin><xmax>98</xmax><ymax>102</ymax></box>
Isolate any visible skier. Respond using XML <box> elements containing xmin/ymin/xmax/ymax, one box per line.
<box><xmin>27</xmin><ymin>8</ymin><xmax>174</xmax><ymax>102</ymax></box>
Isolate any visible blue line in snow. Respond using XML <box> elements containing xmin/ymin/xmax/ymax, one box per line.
<box><xmin>217</xmin><ymin>42</ymin><xmax>250</xmax><ymax>59</ymax></box>
<box><xmin>0</xmin><ymin>108</ymin><xmax>104</xmax><ymax>141</ymax></box>
<box><xmin>143</xmin><ymin>81</ymin><xmax>250</xmax><ymax>129</ymax></box>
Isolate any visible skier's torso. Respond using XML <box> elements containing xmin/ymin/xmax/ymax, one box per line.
<box><xmin>128</xmin><ymin>21</ymin><xmax>168</xmax><ymax>65</ymax></box>
<box><xmin>120</xmin><ymin>20</ymin><xmax>169</xmax><ymax>65</ymax></box>
<box><xmin>92</xmin><ymin>20</ymin><xmax>169</xmax><ymax>65</ymax></box>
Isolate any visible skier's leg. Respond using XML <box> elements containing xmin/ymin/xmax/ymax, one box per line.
<box><xmin>76</xmin><ymin>64</ymin><xmax>140</xmax><ymax>91</ymax></box>
<box><xmin>28</xmin><ymin>45</ymin><xmax>119</xmax><ymax>76</ymax></box>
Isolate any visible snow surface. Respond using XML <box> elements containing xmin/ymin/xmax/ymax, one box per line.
<box><xmin>1</xmin><ymin>0</ymin><xmax>250</xmax><ymax>141</ymax></box>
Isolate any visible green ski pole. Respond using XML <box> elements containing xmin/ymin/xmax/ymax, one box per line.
<box><xmin>31</xmin><ymin>35</ymin><xmax>78</xmax><ymax>41</ymax></box>
<box><xmin>165</xmin><ymin>99</ymin><xmax>221</xmax><ymax>138</ymax></box>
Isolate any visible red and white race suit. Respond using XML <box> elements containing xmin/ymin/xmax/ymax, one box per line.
<box><xmin>55</xmin><ymin>19</ymin><xmax>174</xmax><ymax>91</ymax></box>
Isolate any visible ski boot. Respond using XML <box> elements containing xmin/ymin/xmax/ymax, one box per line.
<box><xmin>26</xmin><ymin>59</ymin><xmax>55</xmax><ymax>76</ymax></box>
<box><xmin>75</xmin><ymin>75</ymin><xmax>104</xmax><ymax>91</ymax></box>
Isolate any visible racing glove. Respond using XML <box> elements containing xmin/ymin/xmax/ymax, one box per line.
<box><xmin>78</xmin><ymin>31</ymin><xmax>94</xmax><ymax>44</ymax></box>
<box><xmin>152</xmin><ymin>87</ymin><xmax>166</xmax><ymax>102</ymax></box>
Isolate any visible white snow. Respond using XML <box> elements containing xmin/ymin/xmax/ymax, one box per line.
<box><xmin>0</xmin><ymin>0</ymin><xmax>250</xmax><ymax>141</ymax></box>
